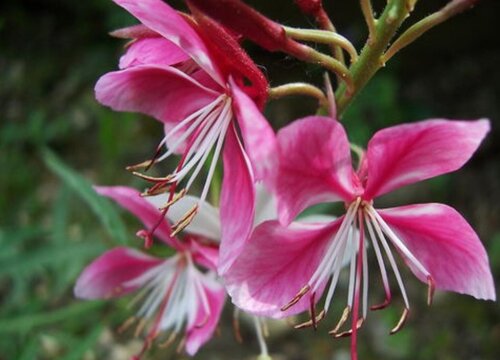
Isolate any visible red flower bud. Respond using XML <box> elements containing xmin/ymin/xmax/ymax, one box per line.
<box><xmin>294</xmin><ymin>0</ymin><xmax>323</xmax><ymax>16</ymax></box>
<box><xmin>186</xmin><ymin>0</ymin><xmax>308</xmax><ymax>58</ymax></box>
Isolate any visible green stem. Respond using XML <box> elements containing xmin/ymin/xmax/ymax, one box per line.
<box><xmin>284</xmin><ymin>27</ymin><xmax>358</xmax><ymax>63</ymax></box>
<box><xmin>269</xmin><ymin>83</ymin><xmax>328</xmax><ymax>107</ymax></box>
<box><xmin>384</xmin><ymin>0</ymin><xmax>481</xmax><ymax>62</ymax></box>
<box><xmin>360</xmin><ymin>0</ymin><xmax>377</xmax><ymax>36</ymax></box>
<box><xmin>335</xmin><ymin>0</ymin><xmax>411</xmax><ymax>116</ymax></box>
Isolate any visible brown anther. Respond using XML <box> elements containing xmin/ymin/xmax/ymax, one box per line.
<box><xmin>281</xmin><ymin>285</ymin><xmax>311</xmax><ymax>311</ymax></box>
<box><xmin>332</xmin><ymin>318</ymin><xmax>364</xmax><ymax>338</ymax></box>
<box><xmin>131</xmin><ymin>172</ymin><xmax>173</xmax><ymax>183</ymax></box>
<box><xmin>126</xmin><ymin>160</ymin><xmax>156</xmax><ymax>172</ymax></box>
<box><xmin>158</xmin><ymin>332</ymin><xmax>177</xmax><ymax>349</ymax></box>
<box><xmin>390</xmin><ymin>308</ymin><xmax>410</xmax><ymax>335</ymax></box>
<box><xmin>370</xmin><ymin>297</ymin><xmax>391</xmax><ymax>311</ymax></box>
<box><xmin>232</xmin><ymin>313</ymin><xmax>243</xmax><ymax>344</ymax></box>
<box><xmin>328</xmin><ymin>306</ymin><xmax>351</xmax><ymax>335</ymax></box>
<box><xmin>427</xmin><ymin>276</ymin><xmax>435</xmax><ymax>306</ymax></box>
<box><xmin>118</xmin><ymin>316</ymin><xmax>137</xmax><ymax>334</ymax></box>
<box><xmin>171</xmin><ymin>205</ymin><xmax>198</xmax><ymax>237</ymax></box>
<box><xmin>294</xmin><ymin>309</ymin><xmax>326</xmax><ymax>329</ymax></box>
<box><xmin>160</xmin><ymin>189</ymin><xmax>187</xmax><ymax>210</ymax></box>
<box><xmin>309</xmin><ymin>292</ymin><xmax>319</xmax><ymax>330</ymax></box>
<box><xmin>142</xmin><ymin>182</ymin><xmax>171</xmax><ymax>197</ymax></box>
<box><xmin>176</xmin><ymin>335</ymin><xmax>187</xmax><ymax>354</ymax></box>
<box><xmin>134</xmin><ymin>318</ymin><xmax>148</xmax><ymax>338</ymax></box>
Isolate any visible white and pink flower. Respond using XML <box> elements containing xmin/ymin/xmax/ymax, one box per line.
<box><xmin>74</xmin><ymin>186</ymin><xmax>225</xmax><ymax>356</ymax></box>
<box><xmin>225</xmin><ymin>116</ymin><xmax>496</xmax><ymax>357</ymax></box>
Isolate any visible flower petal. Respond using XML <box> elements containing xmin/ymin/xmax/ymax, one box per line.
<box><xmin>254</xmin><ymin>182</ymin><xmax>278</xmax><ymax>226</ymax></box>
<box><xmin>276</xmin><ymin>116</ymin><xmax>357</xmax><ymax>225</ymax></box>
<box><xmin>230</xmin><ymin>79</ymin><xmax>277</xmax><ymax>184</ymax></box>
<box><xmin>146</xmin><ymin>194</ymin><xmax>221</xmax><ymax>241</ymax></box>
<box><xmin>114</xmin><ymin>0</ymin><xmax>224</xmax><ymax>84</ymax></box>
<box><xmin>187</xmin><ymin>237</ymin><xmax>219</xmax><ymax>271</ymax></box>
<box><xmin>185</xmin><ymin>273</ymin><xmax>226</xmax><ymax>355</ymax></box>
<box><xmin>95</xmin><ymin>65</ymin><xmax>219</xmax><ymax>124</ymax></box>
<box><xmin>94</xmin><ymin>186</ymin><xmax>177</xmax><ymax>248</ymax></box>
<box><xmin>218</xmin><ymin>123</ymin><xmax>255</xmax><ymax>275</ymax></box>
<box><xmin>225</xmin><ymin>219</ymin><xmax>342</xmax><ymax>318</ymax></box>
<box><xmin>119</xmin><ymin>37</ymin><xmax>189</xmax><ymax>69</ymax></box>
<box><xmin>378</xmin><ymin>203</ymin><xmax>496</xmax><ymax>300</ymax></box>
<box><xmin>74</xmin><ymin>247</ymin><xmax>162</xmax><ymax>299</ymax></box>
<box><xmin>364</xmin><ymin>119</ymin><xmax>490</xmax><ymax>199</ymax></box>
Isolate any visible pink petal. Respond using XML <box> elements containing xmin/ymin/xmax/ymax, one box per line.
<box><xmin>74</xmin><ymin>247</ymin><xmax>162</xmax><ymax>299</ymax></box>
<box><xmin>95</xmin><ymin>65</ymin><xmax>219</xmax><ymax>124</ymax></box>
<box><xmin>187</xmin><ymin>237</ymin><xmax>219</xmax><ymax>271</ymax></box>
<box><xmin>378</xmin><ymin>203</ymin><xmax>496</xmax><ymax>300</ymax></box>
<box><xmin>94</xmin><ymin>186</ymin><xmax>177</xmax><ymax>248</ymax></box>
<box><xmin>225</xmin><ymin>219</ymin><xmax>342</xmax><ymax>318</ymax></box>
<box><xmin>218</xmin><ymin>123</ymin><xmax>255</xmax><ymax>275</ymax></box>
<box><xmin>185</xmin><ymin>275</ymin><xmax>226</xmax><ymax>355</ymax></box>
<box><xmin>364</xmin><ymin>119</ymin><xmax>490</xmax><ymax>199</ymax></box>
<box><xmin>230</xmin><ymin>79</ymin><xmax>277</xmax><ymax>184</ymax></box>
<box><xmin>119</xmin><ymin>37</ymin><xmax>189</xmax><ymax>69</ymax></box>
<box><xmin>276</xmin><ymin>116</ymin><xmax>358</xmax><ymax>225</ymax></box>
<box><xmin>114</xmin><ymin>0</ymin><xmax>224</xmax><ymax>84</ymax></box>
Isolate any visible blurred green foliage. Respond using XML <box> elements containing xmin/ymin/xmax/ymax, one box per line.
<box><xmin>1</xmin><ymin>1</ymin><xmax>499</xmax><ymax>359</ymax></box>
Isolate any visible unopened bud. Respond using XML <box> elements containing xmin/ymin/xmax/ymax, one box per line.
<box><xmin>295</xmin><ymin>0</ymin><xmax>323</xmax><ymax>16</ymax></box>
<box><xmin>186</xmin><ymin>0</ymin><xmax>308</xmax><ymax>59</ymax></box>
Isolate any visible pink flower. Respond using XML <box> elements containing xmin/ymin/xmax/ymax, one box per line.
<box><xmin>95</xmin><ymin>0</ymin><xmax>276</xmax><ymax>242</ymax></box>
<box><xmin>225</xmin><ymin>116</ymin><xmax>495</xmax><ymax>356</ymax></box>
<box><xmin>74</xmin><ymin>186</ymin><xmax>225</xmax><ymax>357</ymax></box>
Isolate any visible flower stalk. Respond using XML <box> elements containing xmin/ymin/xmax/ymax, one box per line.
<box><xmin>384</xmin><ymin>0</ymin><xmax>481</xmax><ymax>62</ymax></box>
<box><xmin>268</xmin><ymin>83</ymin><xmax>328</xmax><ymax>108</ymax></box>
<box><xmin>284</xmin><ymin>27</ymin><xmax>359</xmax><ymax>63</ymax></box>
<box><xmin>335</xmin><ymin>0</ymin><xmax>412</xmax><ymax>115</ymax></box>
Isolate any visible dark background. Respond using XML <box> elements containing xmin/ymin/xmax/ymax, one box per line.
<box><xmin>0</xmin><ymin>1</ymin><xmax>499</xmax><ymax>359</ymax></box>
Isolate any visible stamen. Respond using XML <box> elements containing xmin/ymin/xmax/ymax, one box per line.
<box><xmin>118</xmin><ymin>316</ymin><xmax>137</xmax><ymax>334</ymax></box>
<box><xmin>324</xmin><ymin>227</ymin><xmax>352</xmax><ymax>312</ymax></box>
<box><xmin>171</xmin><ymin>205</ymin><xmax>198</xmax><ymax>237</ymax></box>
<box><xmin>427</xmin><ymin>276</ymin><xmax>435</xmax><ymax>306</ymax></box>
<box><xmin>365</xmin><ymin>215</ymin><xmax>392</xmax><ymax>310</ymax></box>
<box><xmin>176</xmin><ymin>335</ymin><xmax>187</xmax><ymax>353</ymax></box>
<box><xmin>134</xmin><ymin>318</ymin><xmax>148</xmax><ymax>337</ymax></box>
<box><xmin>158</xmin><ymin>332</ymin><xmax>177</xmax><ymax>348</ymax></box>
<box><xmin>366</xmin><ymin>211</ymin><xmax>410</xmax><ymax>308</ymax></box>
<box><xmin>362</xmin><ymin>231</ymin><xmax>369</xmax><ymax>318</ymax></box>
<box><xmin>294</xmin><ymin>310</ymin><xmax>326</xmax><ymax>329</ymax></box>
<box><xmin>232</xmin><ymin>308</ymin><xmax>243</xmax><ymax>343</ymax></box>
<box><xmin>281</xmin><ymin>285</ymin><xmax>311</xmax><ymax>311</ymax></box>
<box><xmin>332</xmin><ymin>318</ymin><xmax>364</xmax><ymax>338</ymax></box>
<box><xmin>369</xmin><ymin>208</ymin><xmax>430</xmax><ymax>279</ymax></box>
<box><xmin>309</xmin><ymin>292</ymin><xmax>319</xmax><ymax>330</ymax></box>
<box><xmin>130</xmin><ymin>172</ymin><xmax>173</xmax><ymax>183</ymax></box>
<box><xmin>390</xmin><ymin>308</ymin><xmax>410</xmax><ymax>335</ymax></box>
<box><xmin>159</xmin><ymin>189</ymin><xmax>187</xmax><ymax>210</ymax></box>
<box><xmin>329</xmin><ymin>306</ymin><xmax>351</xmax><ymax>335</ymax></box>
<box><xmin>141</xmin><ymin>180</ymin><xmax>172</xmax><ymax>197</ymax></box>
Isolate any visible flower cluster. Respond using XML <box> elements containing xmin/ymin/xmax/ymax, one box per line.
<box><xmin>75</xmin><ymin>0</ymin><xmax>495</xmax><ymax>359</ymax></box>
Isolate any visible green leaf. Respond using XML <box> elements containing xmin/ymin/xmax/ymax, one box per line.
<box><xmin>0</xmin><ymin>242</ymin><xmax>105</xmax><ymax>276</ymax></box>
<box><xmin>0</xmin><ymin>301</ymin><xmax>104</xmax><ymax>334</ymax></box>
<box><xmin>19</xmin><ymin>336</ymin><xmax>40</xmax><ymax>360</ymax></box>
<box><xmin>42</xmin><ymin>148</ymin><xmax>128</xmax><ymax>244</ymax></box>
<box><xmin>61</xmin><ymin>325</ymin><xmax>103</xmax><ymax>360</ymax></box>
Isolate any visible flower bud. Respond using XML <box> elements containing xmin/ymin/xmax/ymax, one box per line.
<box><xmin>186</xmin><ymin>0</ymin><xmax>308</xmax><ymax>58</ymax></box>
<box><xmin>294</xmin><ymin>0</ymin><xmax>323</xmax><ymax>16</ymax></box>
